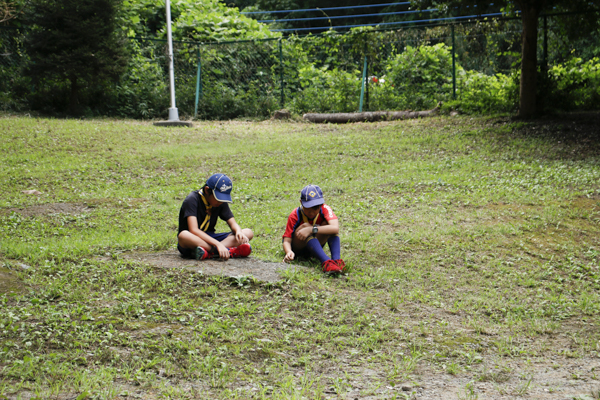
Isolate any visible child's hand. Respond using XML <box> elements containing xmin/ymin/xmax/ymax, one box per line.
<box><xmin>283</xmin><ymin>251</ymin><xmax>295</xmax><ymax>263</ymax></box>
<box><xmin>295</xmin><ymin>226</ymin><xmax>312</xmax><ymax>241</ymax></box>
<box><xmin>215</xmin><ymin>243</ymin><xmax>230</xmax><ymax>260</ymax></box>
<box><xmin>235</xmin><ymin>230</ymin><xmax>249</xmax><ymax>244</ymax></box>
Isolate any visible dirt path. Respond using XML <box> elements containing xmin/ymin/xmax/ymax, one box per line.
<box><xmin>120</xmin><ymin>249</ymin><xmax>303</xmax><ymax>283</ymax></box>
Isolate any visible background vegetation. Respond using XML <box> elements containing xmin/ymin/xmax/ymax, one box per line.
<box><xmin>0</xmin><ymin>0</ymin><xmax>599</xmax><ymax>118</ymax></box>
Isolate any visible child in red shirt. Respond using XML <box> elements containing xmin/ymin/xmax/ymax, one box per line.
<box><xmin>282</xmin><ymin>185</ymin><xmax>345</xmax><ymax>274</ymax></box>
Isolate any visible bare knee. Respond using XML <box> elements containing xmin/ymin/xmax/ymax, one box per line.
<box><xmin>243</xmin><ymin>228</ymin><xmax>254</xmax><ymax>241</ymax></box>
<box><xmin>178</xmin><ymin>230</ymin><xmax>192</xmax><ymax>245</ymax></box>
<box><xmin>178</xmin><ymin>230</ymin><xmax>206</xmax><ymax>249</ymax></box>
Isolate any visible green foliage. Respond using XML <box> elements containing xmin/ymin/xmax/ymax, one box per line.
<box><xmin>445</xmin><ymin>69</ymin><xmax>518</xmax><ymax>114</ymax></box>
<box><xmin>108</xmin><ymin>41</ymin><xmax>169</xmax><ymax>119</ymax></box>
<box><xmin>24</xmin><ymin>0</ymin><xmax>129</xmax><ymax>114</ymax></box>
<box><xmin>2</xmin><ymin>13</ymin><xmax>600</xmax><ymax>118</ymax></box>
<box><xmin>546</xmin><ymin>57</ymin><xmax>600</xmax><ymax>111</ymax></box>
<box><xmin>196</xmin><ymin>80</ymin><xmax>279</xmax><ymax>119</ymax></box>
<box><xmin>288</xmin><ymin>65</ymin><xmax>360</xmax><ymax>113</ymax></box>
<box><xmin>386</xmin><ymin>43</ymin><xmax>453</xmax><ymax>109</ymax></box>
<box><xmin>0</xmin><ymin>28</ymin><xmax>28</xmax><ymax>111</ymax></box>
<box><xmin>120</xmin><ymin>0</ymin><xmax>279</xmax><ymax>42</ymax></box>
<box><xmin>366</xmin><ymin>77</ymin><xmax>403</xmax><ymax>111</ymax></box>
<box><xmin>192</xmin><ymin>40</ymin><xmax>282</xmax><ymax>119</ymax></box>
<box><xmin>0</xmin><ymin>0</ymin><xmax>29</xmax><ymax>24</ymax></box>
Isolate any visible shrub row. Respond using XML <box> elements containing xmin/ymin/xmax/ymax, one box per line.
<box><xmin>1</xmin><ymin>35</ymin><xmax>599</xmax><ymax>118</ymax></box>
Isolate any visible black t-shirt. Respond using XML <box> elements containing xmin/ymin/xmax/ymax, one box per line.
<box><xmin>178</xmin><ymin>190</ymin><xmax>234</xmax><ymax>233</ymax></box>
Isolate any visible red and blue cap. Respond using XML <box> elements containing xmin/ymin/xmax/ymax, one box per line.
<box><xmin>300</xmin><ymin>185</ymin><xmax>324</xmax><ymax>208</ymax></box>
<box><xmin>206</xmin><ymin>173</ymin><xmax>233</xmax><ymax>203</ymax></box>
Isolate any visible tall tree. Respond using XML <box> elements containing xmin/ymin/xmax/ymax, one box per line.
<box><xmin>0</xmin><ymin>0</ymin><xmax>28</xmax><ymax>23</ymax></box>
<box><xmin>413</xmin><ymin>0</ymin><xmax>599</xmax><ymax>117</ymax></box>
<box><xmin>221</xmin><ymin>0</ymin><xmax>415</xmax><ymax>33</ymax></box>
<box><xmin>121</xmin><ymin>0</ymin><xmax>277</xmax><ymax>42</ymax></box>
<box><xmin>24</xmin><ymin>0</ymin><xmax>128</xmax><ymax>114</ymax></box>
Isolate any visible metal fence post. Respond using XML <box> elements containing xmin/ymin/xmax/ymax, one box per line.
<box><xmin>543</xmin><ymin>15</ymin><xmax>548</xmax><ymax>69</ymax></box>
<box><xmin>452</xmin><ymin>24</ymin><xmax>456</xmax><ymax>100</ymax></box>
<box><xmin>194</xmin><ymin>47</ymin><xmax>202</xmax><ymax>119</ymax></box>
<box><xmin>279</xmin><ymin>39</ymin><xmax>284</xmax><ymax>109</ymax></box>
<box><xmin>365</xmin><ymin>41</ymin><xmax>369</xmax><ymax>111</ymax></box>
<box><xmin>359</xmin><ymin>55</ymin><xmax>367</xmax><ymax>112</ymax></box>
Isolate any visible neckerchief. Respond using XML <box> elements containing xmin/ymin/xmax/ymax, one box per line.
<box><xmin>300</xmin><ymin>206</ymin><xmax>320</xmax><ymax>225</ymax></box>
<box><xmin>198</xmin><ymin>190</ymin><xmax>212</xmax><ymax>231</ymax></box>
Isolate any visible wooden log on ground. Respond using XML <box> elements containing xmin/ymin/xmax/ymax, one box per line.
<box><xmin>303</xmin><ymin>106</ymin><xmax>439</xmax><ymax>123</ymax></box>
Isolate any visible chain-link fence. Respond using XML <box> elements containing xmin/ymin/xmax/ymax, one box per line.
<box><xmin>1</xmin><ymin>13</ymin><xmax>598</xmax><ymax>118</ymax></box>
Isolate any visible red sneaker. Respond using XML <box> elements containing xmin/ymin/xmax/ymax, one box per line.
<box><xmin>335</xmin><ymin>259</ymin><xmax>347</xmax><ymax>273</ymax></box>
<box><xmin>322</xmin><ymin>259</ymin><xmax>342</xmax><ymax>275</ymax></box>
<box><xmin>228</xmin><ymin>243</ymin><xmax>252</xmax><ymax>258</ymax></box>
<box><xmin>195</xmin><ymin>246</ymin><xmax>210</xmax><ymax>260</ymax></box>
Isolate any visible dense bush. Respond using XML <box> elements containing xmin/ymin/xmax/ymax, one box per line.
<box><xmin>195</xmin><ymin>80</ymin><xmax>279</xmax><ymax>120</ymax></box>
<box><xmin>120</xmin><ymin>0</ymin><xmax>278</xmax><ymax>42</ymax></box>
<box><xmin>107</xmin><ymin>41</ymin><xmax>169</xmax><ymax>119</ymax></box>
<box><xmin>1</xmin><ymin>20</ymin><xmax>600</xmax><ymax>118</ymax></box>
<box><xmin>23</xmin><ymin>0</ymin><xmax>129</xmax><ymax>115</ymax></box>
<box><xmin>446</xmin><ymin>69</ymin><xmax>519</xmax><ymax>114</ymax></box>
<box><xmin>547</xmin><ymin>57</ymin><xmax>600</xmax><ymax>111</ymax></box>
<box><xmin>286</xmin><ymin>42</ymin><xmax>519</xmax><ymax>115</ymax></box>
<box><xmin>287</xmin><ymin>65</ymin><xmax>360</xmax><ymax>113</ymax></box>
<box><xmin>385</xmin><ymin>43</ymin><xmax>453</xmax><ymax>110</ymax></box>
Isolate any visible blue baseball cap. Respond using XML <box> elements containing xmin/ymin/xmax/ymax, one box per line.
<box><xmin>206</xmin><ymin>174</ymin><xmax>233</xmax><ymax>203</ymax></box>
<box><xmin>300</xmin><ymin>185</ymin><xmax>324</xmax><ymax>208</ymax></box>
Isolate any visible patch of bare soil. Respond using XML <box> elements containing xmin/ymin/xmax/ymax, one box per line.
<box><xmin>1</xmin><ymin>202</ymin><xmax>92</xmax><ymax>217</ymax></box>
<box><xmin>120</xmin><ymin>249</ymin><xmax>304</xmax><ymax>283</ymax></box>
<box><xmin>304</xmin><ymin>356</ymin><xmax>600</xmax><ymax>399</ymax></box>
<box><xmin>397</xmin><ymin>357</ymin><xmax>600</xmax><ymax>399</ymax></box>
<box><xmin>0</xmin><ymin>267</ymin><xmax>27</xmax><ymax>295</ymax></box>
<box><xmin>512</xmin><ymin>111</ymin><xmax>600</xmax><ymax>159</ymax></box>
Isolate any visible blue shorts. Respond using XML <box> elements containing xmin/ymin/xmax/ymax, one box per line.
<box><xmin>177</xmin><ymin>231</ymin><xmax>232</xmax><ymax>258</ymax></box>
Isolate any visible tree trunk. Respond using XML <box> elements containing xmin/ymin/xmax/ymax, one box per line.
<box><xmin>69</xmin><ymin>75</ymin><xmax>78</xmax><ymax>115</ymax></box>
<box><xmin>303</xmin><ymin>106</ymin><xmax>439</xmax><ymax>123</ymax></box>
<box><xmin>519</xmin><ymin>2</ymin><xmax>541</xmax><ymax>118</ymax></box>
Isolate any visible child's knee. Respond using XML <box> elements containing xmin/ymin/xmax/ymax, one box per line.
<box><xmin>177</xmin><ymin>230</ymin><xmax>191</xmax><ymax>243</ymax></box>
<box><xmin>244</xmin><ymin>228</ymin><xmax>254</xmax><ymax>240</ymax></box>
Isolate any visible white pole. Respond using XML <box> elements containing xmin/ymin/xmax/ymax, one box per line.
<box><xmin>165</xmin><ymin>0</ymin><xmax>179</xmax><ymax>121</ymax></box>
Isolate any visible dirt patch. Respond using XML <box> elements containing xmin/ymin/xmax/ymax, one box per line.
<box><xmin>1</xmin><ymin>198</ymin><xmax>147</xmax><ymax>217</ymax></box>
<box><xmin>0</xmin><ymin>267</ymin><xmax>27</xmax><ymax>295</ymax></box>
<box><xmin>378</xmin><ymin>356</ymin><xmax>600</xmax><ymax>400</ymax></box>
<box><xmin>509</xmin><ymin>111</ymin><xmax>600</xmax><ymax>160</ymax></box>
<box><xmin>571</xmin><ymin>194</ymin><xmax>600</xmax><ymax>210</ymax></box>
<box><xmin>1</xmin><ymin>202</ymin><xmax>92</xmax><ymax>217</ymax></box>
<box><xmin>120</xmin><ymin>250</ymin><xmax>304</xmax><ymax>283</ymax></box>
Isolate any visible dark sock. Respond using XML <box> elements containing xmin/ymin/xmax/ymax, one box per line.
<box><xmin>328</xmin><ymin>235</ymin><xmax>341</xmax><ymax>260</ymax></box>
<box><xmin>305</xmin><ymin>238</ymin><xmax>330</xmax><ymax>264</ymax></box>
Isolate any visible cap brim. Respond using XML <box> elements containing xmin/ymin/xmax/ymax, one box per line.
<box><xmin>301</xmin><ymin>198</ymin><xmax>324</xmax><ymax>208</ymax></box>
<box><xmin>213</xmin><ymin>191</ymin><xmax>232</xmax><ymax>203</ymax></box>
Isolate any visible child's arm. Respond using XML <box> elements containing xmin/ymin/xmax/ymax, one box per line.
<box><xmin>309</xmin><ymin>218</ymin><xmax>339</xmax><ymax>237</ymax></box>
<box><xmin>186</xmin><ymin>216</ymin><xmax>230</xmax><ymax>258</ymax></box>
<box><xmin>225</xmin><ymin>218</ymin><xmax>250</xmax><ymax>244</ymax></box>
<box><xmin>282</xmin><ymin>237</ymin><xmax>294</xmax><ymax>263</ymax></box>
<box><xmin>295</xmin><ymin>218</ymin><xmax>339</xmax><ymax>241</ymax></box>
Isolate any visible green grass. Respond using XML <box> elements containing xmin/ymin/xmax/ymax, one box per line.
<box><xmin>1</xmin><ymin>114</ymin><xmax>599</xmax><ymax>399</ymax></box>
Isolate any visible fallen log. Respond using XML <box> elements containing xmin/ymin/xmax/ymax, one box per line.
<box><xmin>303</xmin><ymin>106</ymin><xmax>439</xmax><ymax>123</ymax></box>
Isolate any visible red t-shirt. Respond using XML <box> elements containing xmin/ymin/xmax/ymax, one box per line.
<box><xmin>282</xmin><ymin>204</ymin><xmax>337</xmax><ymax>239</ymax></box>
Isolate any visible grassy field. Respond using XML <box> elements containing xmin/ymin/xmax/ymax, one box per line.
<box><xmin>0</xmin><ymin>113</ymin><xmax>599</xmax><ymax>399</ymax></box>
